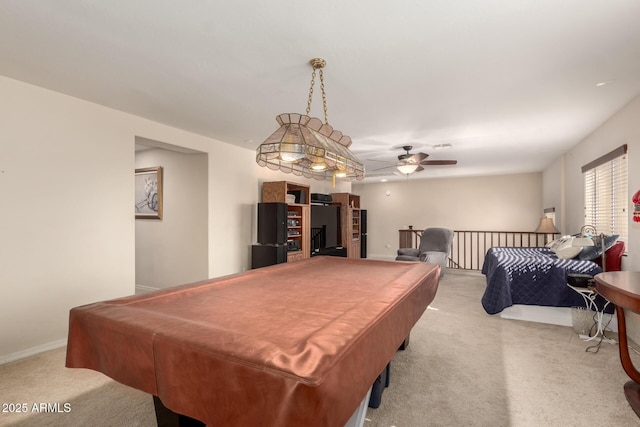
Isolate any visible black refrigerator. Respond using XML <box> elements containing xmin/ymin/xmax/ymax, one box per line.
<box><xmin>251</xmin><ymin>203</ymin><xmax>288</xmax><ymax>269</ymax></box>
<box><xmin>360</xmin><ymin>209</ymin><xmax>368</xmax><ymax>258</ymax></box>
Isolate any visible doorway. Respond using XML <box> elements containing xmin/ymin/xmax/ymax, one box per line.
<box><xmin>134</xmin><ymin>137</ymin><xmax>209</xmax><ymax>292</ymax></box>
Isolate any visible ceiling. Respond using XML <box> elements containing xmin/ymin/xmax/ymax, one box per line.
<box><xmin>2</xmin><ymin>1</ymin><xmax>640</xmax><ymax>182</ymax></box>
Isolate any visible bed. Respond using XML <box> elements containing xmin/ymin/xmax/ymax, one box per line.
<box><xmin>481</xmin><ymin>232</ymin><xmax>625</xmax><ymax>316</ymax></box>
<box><xmin>481</xmin><ymin>247</ymin><xmax>603</xmax><ymax>315</ymax></box>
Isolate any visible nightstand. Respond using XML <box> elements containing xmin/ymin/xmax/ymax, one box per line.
<box><xmin>567</xmin><ymin>283</ymin><xmax>616</xmax><ymax>344</ymax></box>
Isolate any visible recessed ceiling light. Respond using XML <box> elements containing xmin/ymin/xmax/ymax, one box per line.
<box><xmin>381</xmin><ymin>179</ymin><xmax>387</xmax><ymax>182</ymax></box>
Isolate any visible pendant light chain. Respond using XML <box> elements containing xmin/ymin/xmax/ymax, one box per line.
<box><xmin>319</xmin><ymin>69</ymin><xmax>328</xmax><ymax>125</ymax></box>
<box><xmin>305</xmin><ymin>58</ymin><xmax>329</xmax><ymax>125</ymax></box>
<box><xmin>305</xmin><ymin>68</ymin><xmax>316</xmax><ymax>117</ymax></box>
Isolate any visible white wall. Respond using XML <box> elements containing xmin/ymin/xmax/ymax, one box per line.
<box><xmin>353</xmin><ymin>173</ymin><xmax>543</xmax><ymax>260</ymax></box>
<box><xmin>544</xmin><ymin>94</ymin><xmax>640</xmax><ymax>270</ymax></box>
<box><xmin>542</xmin><ymin>94</ymin><xmax>640</xmax><ymax>342</ymax></box>
<box><xmin>1</xmin><ymin>76</ymin><xmax>134</xmax><ymax>361</ymax></box>
<box><xmin>541</xmin><ymin>156</ymin><xmax>565</xmax><ymax>231</ymax></box>
<box><xmin>135</xmin><ymin>147</ymin><xmax>208</xmax><ymax>290</ymax></box>
<box><xmin>0</xmin><ymin>75</ymin><xmax>262</xmax><ymax>362</ymax></box>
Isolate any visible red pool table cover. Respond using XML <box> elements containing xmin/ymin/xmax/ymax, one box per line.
<box><xmin>66</xmin><ymin>257</ymin><xmax>440</xmax><ymax>426</ymax></box>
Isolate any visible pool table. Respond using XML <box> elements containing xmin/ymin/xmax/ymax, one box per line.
<box><xmin>66</xmin><ymin>257</ymin><xmax>440</xmax><ymax>426</ymax></box>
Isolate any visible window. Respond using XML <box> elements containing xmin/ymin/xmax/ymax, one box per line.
<box><xmin>583</xmin><ymin>145</ymin><xmax>628</xmax><ymax>242</ymax></box>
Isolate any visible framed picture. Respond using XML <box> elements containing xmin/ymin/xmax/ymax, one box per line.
<box><xmin>135</xmin><ymin>166</ymin><xmax>163</xmax><ymax>219</ymax></box>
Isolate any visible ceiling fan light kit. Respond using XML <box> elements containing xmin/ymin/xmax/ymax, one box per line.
<box><xmin>256</xmin><ymin>58</ymin><xmax>365</xmax><ymax>182</ymax></box>
<box><xmin>397</xmin><ymin>164</ymin><xmax>419</xmax><ymax>174</ymax></box>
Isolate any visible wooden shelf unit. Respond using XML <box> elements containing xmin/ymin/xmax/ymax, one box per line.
<box><xmin>331</xmin><ymin>193</ymin><xmax>361</xmax><ymax>259</ymax></box>
<box><xmin>262</xmin><ymin>181</ymin><xmax>310</xmax><ymax>262</ymax></box>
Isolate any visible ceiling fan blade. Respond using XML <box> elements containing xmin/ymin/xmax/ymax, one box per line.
<box><xmin>415</xmin><ymin>166</ymin><xmax>425</xmax><ymax>172</ymax></box>
<box><xmin>408</xmin><ymin>152</ymin><xmax>428</xmax><ymax>163</ymax></box>
<box><xmin>420</xmin><ymin>160</ymin><xmax>458</xmax><ymax>166</ymax></box>
<box><xmin>366</xmin><ymin>158</ymin><xmax>396</xmax><ymax>164</ymax></box>
<box><xmin>398</xmin><ymin>152</ymin><xmax>428</xmax><ymax>163</ymax></box>
<box><xmin>372</xmin><ymin>164</ymin><xmax>397</xmax><ymax>172</ymax></box>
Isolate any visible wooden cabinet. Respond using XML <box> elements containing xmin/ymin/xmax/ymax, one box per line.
<box><xmin>262</xmin><ymin>181</ymin><xmax>311</xmax><ymax>262</ymax></box>
<box><xmin>331</xmin><ymin>193</ymin><xmax>361</xmax><ymax>259</ymax></box>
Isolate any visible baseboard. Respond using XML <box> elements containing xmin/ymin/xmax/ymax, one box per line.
<box><xmin>0</xmin><ymin>338</ymin><xmax>67</xmax><ymax>366</ymax></box>
<box><xmin>500</xmin><ymin>305</ymin><xmax>573</xmax><ymax>327</ymax></box>
<box><xmin>136</xmin><ymin>284</ymin><xmax>160</xmax><ymax>294</ymax></box>
<box><xmin>2</xmin><ymin>286</ymin><xmax>158</xmax><ymax>365</ymax></box>
<box><xmin>500</xmin><ymin>304</ymin><xmax>618</xmax><ymax>332</ymax></box>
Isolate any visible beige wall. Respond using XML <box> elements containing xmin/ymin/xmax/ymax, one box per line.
<box><xmin>543</xmin><ymin>94</ymin><xmax>640</xmax><ymax>342</ymax></box>
<box><xmin>353</xmin><ymin>173</ymin><xmax>543</xmax><ymax>260</ymax></box>
<box><xmin>541</xmin><ymin>156</ymin><xmax>565</xmax><ymax>231</ymax></box>
<box><xmin>543</xmin><ymin>94</ymin><xmax>640</xmax><ymax>270</ymax></box>
<box><xmin>0</xmin><ymin>75</ymin><xmax>260</xmax><ymax>362</ymax></box>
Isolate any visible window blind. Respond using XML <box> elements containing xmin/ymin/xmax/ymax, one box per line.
<box><xmin>583</xmin><ymin>145</ymin><xmax>628</xmax><ymax>242</ymax></box>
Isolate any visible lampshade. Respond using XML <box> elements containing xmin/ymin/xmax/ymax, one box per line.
<box><xmin>397</xmin><ymin>164</ymin><xmax>419</xmax><ymax>174</ymax></box>
<box><xmin>256</xmin><ymin>113</ymin><xmax>365</xmax><ymax>181</ymax></box>
<box><xmin>534</xmin><ymin>218</ymin><xmax>560</xmax><ymax>234</ymax></box>
<box><xmin>256</xmin><ymin>58</ymin><xmax>365</xmax><ymax>183</ymax></box>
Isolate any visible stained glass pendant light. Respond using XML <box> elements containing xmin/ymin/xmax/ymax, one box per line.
<box><xmin>256</xmin><ymin>58</ymin><xmax>365</xmax><ymax>183</ymax></box>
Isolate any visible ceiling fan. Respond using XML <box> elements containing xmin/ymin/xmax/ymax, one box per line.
<box><xmin>371</xmin><ymin>145</ymin><xmax>457</xmax><ymax>174</ymax></box>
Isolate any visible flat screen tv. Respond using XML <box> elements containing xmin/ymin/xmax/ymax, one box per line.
<box><xmin>310</xmin><ymin>205</ymin><xmax>341</xmax><ymax>252</ymax></box>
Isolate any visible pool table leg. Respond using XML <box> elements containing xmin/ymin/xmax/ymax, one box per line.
<box><xmin>153</xmin><ymin>396</ymin><xmax>205</xmax><ymax>427</ymax></box>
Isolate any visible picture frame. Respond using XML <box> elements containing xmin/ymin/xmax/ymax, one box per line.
<box><xmin>135</xmin><ymin>166</ymin><xmax>163</xmax><ymax>219</ymax></box>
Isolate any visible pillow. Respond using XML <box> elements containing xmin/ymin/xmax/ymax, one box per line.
<box><xmin>549</xmin><ymin>236</ymin><xmax>584</xmax><ymax>259</ymax></box>
<box><xmin>578</xmin><ymin>234</ymin><xmax>619</xmax><ymax>261</ymax></box>
<box><xmin>546</xmin><ymin>236</ymin><xmax>572</xmax><ymax>250</ymax></box>
<box><xmin>545</xmin><ymin>239</ymin><xmax>557</xmax><ymax>249</ymax></box>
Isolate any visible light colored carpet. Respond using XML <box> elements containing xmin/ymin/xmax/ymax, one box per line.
<box><xmin>366</xmin><ymin>272</ymin><xmax>640</xmax><ymax>427</ymax></box>
<box><xmin>1</xmin><ymin>272</ymin><xmax>639</xmax><ymax>426</ymax></box>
